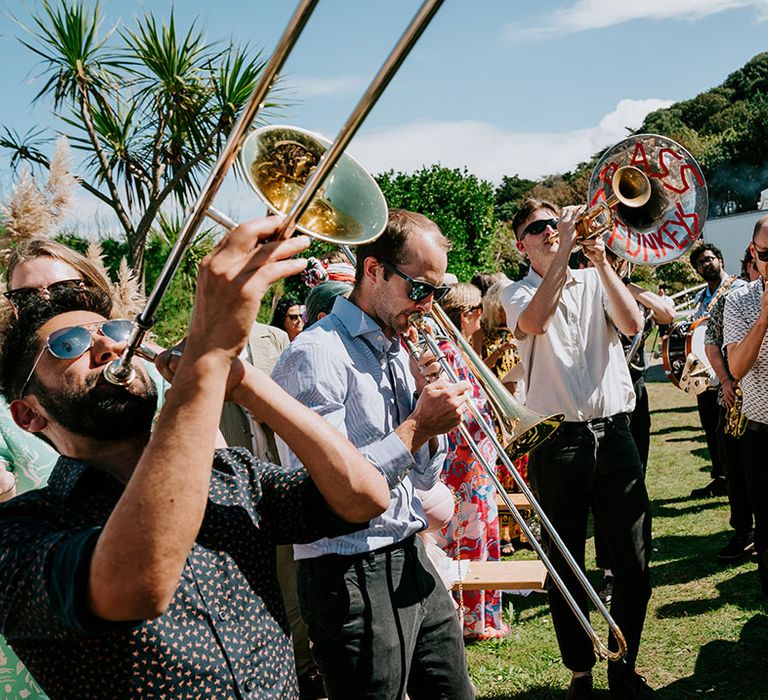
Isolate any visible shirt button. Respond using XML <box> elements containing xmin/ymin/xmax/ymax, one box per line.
<box><xmin>244</xmin><ymin>678</ymin><xmax>254</xmax><ymax>692</ymax></box>
<box><xmin>217</xmin><ymin>609</ymin><xmax>228</xmax><ymax>621</ymax></box>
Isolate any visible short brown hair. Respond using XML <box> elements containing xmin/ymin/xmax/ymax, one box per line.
<box><xmin>511</xmin><ymin>198</ymin><xmax>560</xmax><ymax>240</ymax></box>
<box><xmin>354</xmin><ymin>209</ymin><xmax>450</xmax><ymax>285</ymax></box>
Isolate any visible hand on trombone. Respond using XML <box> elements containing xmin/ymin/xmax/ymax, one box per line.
<box><xmin>155</xmin><ymin>215</ymin><xmax>310</xmax><ymax>392</ymax></box>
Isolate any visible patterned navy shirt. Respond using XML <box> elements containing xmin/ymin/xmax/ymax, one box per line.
<box><xmin>0</xmin><ymin>448</ymin><xmax>357</xmax><ymax>699</ymax></box>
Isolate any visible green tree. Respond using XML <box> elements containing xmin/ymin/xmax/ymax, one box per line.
<box><xmin>375</xmin><ymin>165</ymin><xmax>496</xmax><ymax>281</ymax></box>
<box><xmin>1</xmin><ymin>0</ymin><xmax>276</xmax><ymax>280</ymax></box>
<box><xmin>494</xmin><ymin>174</ymin><xmax>536</xmax><ymax>221</ymax></box>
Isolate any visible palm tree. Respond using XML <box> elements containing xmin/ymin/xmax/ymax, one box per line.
<box><xmin>1</xmin><ymin>0</ymin><xmax>281</xmax><ymax>280</ymax></box>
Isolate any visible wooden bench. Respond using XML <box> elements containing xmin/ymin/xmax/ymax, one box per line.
<box><xmin>451</xmin><ymin>560</ymin><xmax>547</xmax><ymax>591</ymax></box>
<box><xmin>495</xmin><ymin>492</ymin><xmax>532</xmax><ymax>512</ymax></box>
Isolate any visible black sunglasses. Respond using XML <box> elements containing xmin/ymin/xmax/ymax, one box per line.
<box><xmin>20</xmin><ymin>319</ymin><xmax>134</xmax><ymax>397</ymax></box>
<box><xmin>752</xmin><ymin>245</ymin><xmax>768</xmax><ymax>263</ymax></box>
<box><xmin>4</xmin><ymin>279</ymin><xmax>93</xmax><ymax>310</ymax></box>
<box><xmin>380</xmin><ymin>260</ymin><xmax>450</xmax><ymax>302</ymax></box>
<box><xmin>521</xmin><ymin>218</ymin><xmax>558</xmax><ymax>240</ymax></box>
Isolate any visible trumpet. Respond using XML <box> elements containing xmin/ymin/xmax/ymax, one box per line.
<box><xmin>404</xmin><ymin>309</ymin><xmax>628</xmax><ymax>661</ymax></box>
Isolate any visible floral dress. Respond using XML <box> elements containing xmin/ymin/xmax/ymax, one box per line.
<box><xmin>433</xmin><ymin>341</ymin><xmax>508</xmax><ymax>639</ymax></box>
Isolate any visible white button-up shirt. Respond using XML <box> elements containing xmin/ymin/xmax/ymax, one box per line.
<box><xmin>502</xmin><ymin>267</ymin><xmax>636</xmax><ymax>422</ymax></box>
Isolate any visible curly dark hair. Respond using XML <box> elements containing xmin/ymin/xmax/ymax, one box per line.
<box><xmin>689</xmin><ymin>242</ymin><xmax>723</xmax><ymax>268</ymax></box>
<box><xmin>0</xmin><ymin>289</ymin><xmax>112</xmax><ymax>403</ymax></box>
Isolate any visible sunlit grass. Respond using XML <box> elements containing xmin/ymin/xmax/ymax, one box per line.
<box><xmin>468</xmin><ymin>366</ymin><xmax>768</xmax><ymax>699</ymax></box>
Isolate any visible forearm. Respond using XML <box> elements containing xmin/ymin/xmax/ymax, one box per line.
<box><xmin>728</xmin><ymin>319</ymin><xmax>768</xmax><ymax>378</ymax></box>
<box><xmin>516</xmin><ymin>251</ymin><xmax>570</xmax><ymax>336</ymax></box>
<box><xmin>596</xmin><ymin>263</ymin><xmax>643</xmax><ymax>335</ymax></box>
<box><xmin>89</xmin><ymin>352</ymin><xmax>231</xmax><ymax>621</ymax></box>
<box><xmin>705</xmin><ymin>344</ymin><xmax>730</xmax><ymax>383</ymax></box>
<box><xmin>233</xmin><ymin>366</ymin><xmax>388</xmax><ymax>522</ymax></box>
<box><xmin>628</xmin><ymin>283</ymin><xmax>675</xmax><ymax>324</ymax></box>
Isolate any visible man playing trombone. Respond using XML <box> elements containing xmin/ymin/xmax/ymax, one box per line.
<box><xmin>0</xmin><ymin>218</ymin><xmax>392</xmax><ymax>698</ymax></box>
<box><xmin>502</xmin><ymin>199</ymin><xmax>655</xmax><ymax>700</ymax></box>
<box><xmin>272</xmin><ymin>209</ymin><xmax>475</xmax><ymax>700</ymax></box>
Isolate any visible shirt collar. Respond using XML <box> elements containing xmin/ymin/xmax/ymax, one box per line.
<box><xmin>47</xmin><ymin>456</ymin><xmax>123</xmax><ymax>502</ymax></box>
<box><xmin>524</xmin><ymin>265</ymin><xmax>578</xmax><ymax>287</ymax></box>
<box><xmin>330</xmin><ymin>296</ymin><xmax>401</xmax><ymax>357</ymax></box>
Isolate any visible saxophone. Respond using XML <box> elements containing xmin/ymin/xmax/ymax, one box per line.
<box><xmin>724</xmin><ymin>381</ymin><xmax>748</xmax><ymax>437</ymax></box>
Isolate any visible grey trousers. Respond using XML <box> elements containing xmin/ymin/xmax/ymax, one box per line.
<box><xmin>297</xmin><ymin>535</ymin><xmax>474</xmax><ymax>700</ymax></box>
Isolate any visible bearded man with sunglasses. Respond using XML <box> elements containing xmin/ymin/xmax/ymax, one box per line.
<box><xmin>501</xmin><ymin>198</ymin><xmax>655</xmax><ymax>700</ymax></box>
<box><xmin>724</xmin><ymin>214</ymin><xmax>768</xmax><ymax>599</ymax></box>
<box><xmin>271</xmin><ymin>209</ymin><xmax>475</xmax><ymax>700</ymax></box>
<box><xmin>0</xmin><ymin>217</ymin><xmax>394</xmax><ymax>699</ymax></box>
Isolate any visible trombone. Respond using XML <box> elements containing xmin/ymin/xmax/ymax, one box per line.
<box><xmin>104</xmin><ymin>0</ymin><xmax>444</xmax><ymax>385</ymax></box>
<box><xmin>403</xmin><ymin>308</ymin><xmax>628</xmax><ymax>662</ymax></box>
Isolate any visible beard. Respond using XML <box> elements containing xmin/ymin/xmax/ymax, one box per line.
<box><xmin>701</xmin><ymin>266</ymin><xmax>722</xmax><ymax>283</ymax></box>
<box><xmin>33</xmin><ymin>365</ymin><xmax>158</xmax><ymax>442</ymax></box>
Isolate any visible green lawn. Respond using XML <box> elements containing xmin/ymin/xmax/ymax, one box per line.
<box><xmin>467</xmin><ymin>365</ymin><xmax>768</xmax><ymax>699</ymax></box>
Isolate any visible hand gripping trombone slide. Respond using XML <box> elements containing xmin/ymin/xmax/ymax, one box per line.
<box><xmin>403</xmin><ymin>308</ymin><xmax>628</xmax><ymax>662</ymax></box>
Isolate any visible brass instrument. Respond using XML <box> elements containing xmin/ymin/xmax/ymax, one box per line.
<box><xmin>104</xmin><ymin>0</ymin><xmax>442</xmax><ymax>384</ymax></box>
<box><xmin>405</xmin><ymin>310</ymin><xmax>628</xmax><ymax>662</ymax></box>
<box><xmin>582</xmin><ymin>134</ymin><xmax>708</xmax><ymax>265</ymax></box>
<box><xmin>725</xmin><ymin>381</ymin><xmax>748</xmax><ymax>437</ymax></box>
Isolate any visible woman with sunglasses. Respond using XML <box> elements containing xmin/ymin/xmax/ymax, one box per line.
<box><xmin>271</xmin><ymin>295</ymin><xmax>305</xmax><ymax>341</ymax></box>
<box><xmin>0</xmin><ymin>238</ymin><xmax>168</xmax><ymax>700</ymax></box>
<box><xmin>431</xmin><ymin>283</ymin><xmax>509</xmax><ymax>641</ymax></box>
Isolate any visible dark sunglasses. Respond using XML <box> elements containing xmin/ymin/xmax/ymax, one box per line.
<box><xmin>752</xmin><ymin>245</ymin><xmax>768</xmax><ymax>263</ymax></box>
<box><xmin>20</xmin><ymin>319</ymin><xmax>134</xmax><ymax>397</ymax></box>
<box><xmin>695</xmin><ymin>255</ymin><xmax>719</xmax><ymax>268</ymax></box>
<box><xmin>521</xmin><ymin>218</ymin><xmax>559</xmax><ymax>240</ymax></box>
<box><xmin>380</xmin><ymin>260</ymin><xmax>451</xmax><ymax>302</ymax></box>
<box><xmin>285</xmin><ymin>313</ymin><xmax>303</xmax><ymax>321</ymax></box>
<box><xmin>4</xmin><ymin>279</ymin><xmax>92</xmax><ymax>310</ymax></box>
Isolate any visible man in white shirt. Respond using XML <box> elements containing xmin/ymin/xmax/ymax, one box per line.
<box><xmin>502</xmin><ymin>199</ymin><xmax>655</xmax><ymax>700</ymax></box>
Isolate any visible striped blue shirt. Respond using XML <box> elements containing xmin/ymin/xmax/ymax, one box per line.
<box><xmin>271</xmin><ymin>296</ymin><xmax>446</xmax><ymax>558</ymax></box>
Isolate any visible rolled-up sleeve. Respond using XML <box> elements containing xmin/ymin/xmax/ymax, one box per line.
<box><xmin>502</xmin><ymin>283</ymin><xmax>533</xmax><ymax>338</ymax></box>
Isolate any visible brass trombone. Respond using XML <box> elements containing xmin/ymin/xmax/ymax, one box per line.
<box><xmin>104</xmin><ymin>0</ymin><xmax>444</xmax><ymax>385</ymax></box>
<box><xmin>403</xmin><ymin>308</ymin><xmax>628</xmax><ymax>662</ymax></box>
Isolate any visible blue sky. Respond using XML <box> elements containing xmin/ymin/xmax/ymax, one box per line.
<box><xmin>0</xmin><ymin>0</ymin><xmax>766</xmax><ymax>229</ymax></box>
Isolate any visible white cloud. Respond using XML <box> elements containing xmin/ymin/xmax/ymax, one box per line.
<box><xmin>508</xmin><ymin>0</ymin><xmax>768</xmax><ymax>36</ymax></box>
<box><xmin>351</xmin><ymin>97</ymin><xmax>674</xmax><ymax>184</ymax></box>
<box><xmin>286</xmin><ymin>75</ymin><xmax>365</xmax><ymax>97</ymax></box>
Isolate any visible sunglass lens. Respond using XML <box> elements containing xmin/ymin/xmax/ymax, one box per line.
<box><xmin>433</xmin><ymin>286</ymin><xmax>450</xmax><ymax>302</ymax></box>
<box><xmin>102</xmin><ymin>320</ymin><xmax>134</xmax><ymax>342</ymax></box>
<box><xmin>48</xmin><ymin>327</ymin><xmax>93</xmax><ymax>359</ymax></box>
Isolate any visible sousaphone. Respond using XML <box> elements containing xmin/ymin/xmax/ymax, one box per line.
<box><xmin>584</xmin><ymin>134</ymin><xmax>708</xmax><ymax>265</ymax></box>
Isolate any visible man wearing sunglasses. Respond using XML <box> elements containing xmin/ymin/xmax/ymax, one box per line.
<box><xmin>688</xmin><ymin>243</ymin><xmax>734</xmax><ymax>500</ymax></box>
<box><xmin>272</xmin><ymin>209</ymin><xmax>475</xmax><ymax>699</ymax></box>
<box><xmin>0</xmin><ymin>217</ymin><xmax>393</xmax><ymax>699</ymax></box>
<box><xmin>724</xmin><ymin>215</ymin><xmax>768</xmax><ymax>600</ymax></box>
<box><xmin>502</xmin><ymin>199</ymin><xmax>655</xmax><ymax>700</ymax></box>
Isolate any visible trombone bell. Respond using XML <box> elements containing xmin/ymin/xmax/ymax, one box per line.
<box><xmin>241</xmin><ymin>125</ymin><xmax>388</xmax><ymax>245</ymax></box>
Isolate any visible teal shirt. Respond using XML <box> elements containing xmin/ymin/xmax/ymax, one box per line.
<box><xmin>0</xmin><ymin>361</ymin><xmax>168</xmax><ymax>699</ymax></box>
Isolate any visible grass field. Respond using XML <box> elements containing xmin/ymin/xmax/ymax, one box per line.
<box><xmin>467</xmin><ymin>365</ymin><xmax>768</xmax><ymax>699</ymax></box>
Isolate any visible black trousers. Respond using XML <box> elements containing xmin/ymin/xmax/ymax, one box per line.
<box><xmin>297</xmin><ymin>535</ymin><xmax>474</xmax><ymax>700</ymax></box>
<box><xmin>741</xmin><ymin>426</ymin><xmax>768</xmax><ymax>596</ymax></box>
<box><xmin>716</xmin><ymin>407</ymin><xmax>753</xmax><ymax>537</ymax></box>
<box><xmin>697</xmin><ymin>388</ymin><xmax>725</xmax><ymax>480</ymax></box>
<box><xmin>528</xmin><ymin>414</ymin><xmax>653</xmax><ymax>673</ymax></box>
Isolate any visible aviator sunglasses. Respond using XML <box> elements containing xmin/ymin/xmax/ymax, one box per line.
<box><xmin>520</xmin><ymin>218</ymin><xmax>559</xmax><ymax>240</ymax></box>
<box><xmin>380</xmin><ymin>260</ymin><xmax>451</xmax><ymax>302</ymax></box>
<box><xmin>20</xmin><ymin>319</ymin><xmax>134</xmax><ymax>397</ymax></box>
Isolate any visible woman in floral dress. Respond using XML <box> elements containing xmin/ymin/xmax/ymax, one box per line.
<box><xmin>433</xmin><ymin>283</ymin><xmax>508</xmax><ymax>640</ymax></box>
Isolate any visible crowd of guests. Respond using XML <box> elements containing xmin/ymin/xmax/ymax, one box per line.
<box><xmin>0</xmin><ymin>202</ymin><xmax>764</xmax><ymax>700</ymax></box>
